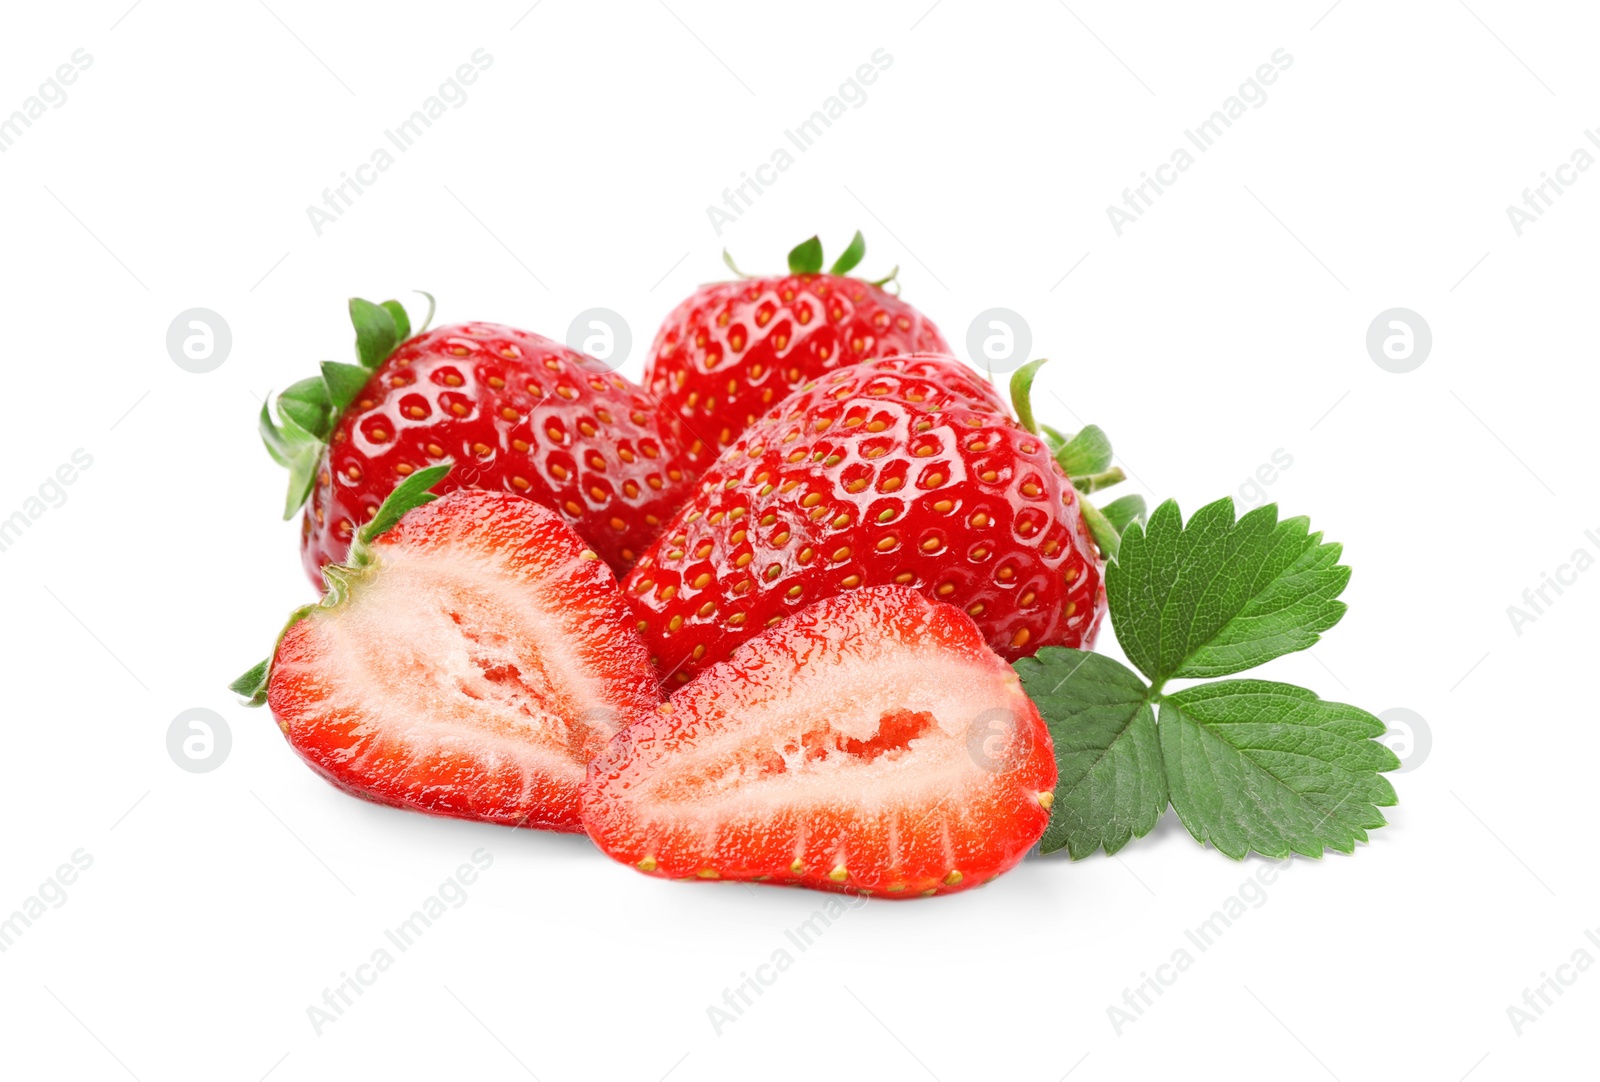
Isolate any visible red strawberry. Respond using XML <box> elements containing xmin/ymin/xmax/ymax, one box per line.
<box><xmin>582</xmin><ymin>587</ymin><xmax>1057</xmax><ymax>897</ymax></box>
<box><xmin>621</xmin><ymin>353</ymin><xmax>1115</xmax><ymax>685</ymax></box>
<box><xmin>259</xmin><ymin>296</ymin><xmax>705</xmax><ymax>588</ymax></box>
<box><xmin>645</xmin><ymin>233</ymin><xmax>948</xmax><ymax>452</ymax></box>
<box><xmin>233</xmin><ymin>475</ymin><xmax>660</xmax><ymax>831</ymax></box>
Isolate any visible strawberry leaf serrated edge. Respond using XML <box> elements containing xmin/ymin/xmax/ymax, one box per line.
<box><xmin>1108</xmin><ymin>497</ymin><xmax>1352</xmax><ymax>687</ymax></box>
<box><xmin>229</xmin><ymin>463</ymin><xmax>452</xmax><ymax>706</ymax></box>
<box><xmin>1160</xmin><ymin>681</ymin><xmax>1400</xmax><ymax>860</ymax></box>
<box><xmin>1019</xmin><ymin>496</ymin><xmax>1400</xmax><ymax>862</ymax></box>
<box><xmin>258</xmin><ymin>294</ymin><xmax>426</xmax><ymax>520</ymax></box>
<box><xmin>1015</xmin><ymin>648</ymin><xmax>1167</xmax><ymax>859</ymax></box>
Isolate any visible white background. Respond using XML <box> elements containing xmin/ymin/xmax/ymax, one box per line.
<box><xmin>1</xmin><ymin>1</ymin><xmax>1594</xmax><ymax>1079</ymax></box>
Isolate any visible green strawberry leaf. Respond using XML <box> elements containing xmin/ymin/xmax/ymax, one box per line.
<box><xmin>320</xmin><ymin>361</ymin><xmax>371</xmax><ymax>416</ymax></box>
<box><xmin>1015</xmin><ymin>649</ymin><xmax>1167</xmax><ymax>859</ymax></box>
<box><xmin>349</xmin><ymin>297</ymin><xmax>398</xmax><ymax>369</ymax></box>
<box><xmin>787</xmin><ymin>235</ymin><xmax>824</xmax><ymax>275</ymax></box>
<box><xmin>1159</xmin><ymin>680</ymin><xmax>1400</xmax><ymax>860</ymax></box>
<box><xmin>1055</xmin><ymin>424</ymin><xmax>1113</xmax><ymax>478</ymax></box>
<box><xmin>1100</xmin><ymin>494</ymin><xmax>1148</xmax><ymax>535</ymax></box>
<box><xmin>829</xmin><ymin>230</ymin><xmax>866</xmax><ymax>275</ymax></box>
<box><xmin>1108</xmin><ymin>498</ymin><xmax>1351</xmax><ymax>686</ymax></box>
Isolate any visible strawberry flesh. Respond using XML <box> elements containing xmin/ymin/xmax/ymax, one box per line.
<box><xmin>268</xmin><ymin>490</ymin><xmax>660</xmax><ymax>831</ymax></box>
<box><xmin>582</xmin><ymin>587</ymin><xmax>1056</xmax><ymax>896</ymax></box>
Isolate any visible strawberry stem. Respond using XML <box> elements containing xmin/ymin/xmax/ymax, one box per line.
<box><xmin>1072</xmin><ymin>468</ymin><xmax>1126</xmax><ymax>494</ymax></box>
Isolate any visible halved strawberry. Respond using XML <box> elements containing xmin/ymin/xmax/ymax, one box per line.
<box><xmin>582</xmin><ymin>587</ymin><xmax>1056</xmax><ymax>896</ymax></box>
<box><xmin>233</xmin><ymin>471</ymin><xmax>659</xmax><ymax>831</ymax></box>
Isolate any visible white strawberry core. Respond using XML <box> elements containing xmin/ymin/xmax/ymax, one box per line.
<box><xmin>650</xmin><ymin>647</ymin><xmax>1032</xmax><ymax>811</ymax></box>
<box><xmin>320</xmin><ymin>545</ymin><xmax>620</xmax><ymax>779</ymax></box>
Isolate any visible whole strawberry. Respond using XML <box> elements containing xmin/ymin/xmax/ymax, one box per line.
<box><xmin>622</xmin><ymin>354</ymin><xmax>1127</xmax><ymax>684</ymax></box>
<box><xmin>259</xmin><ymin>296</ymin><xmax>706</xmax><ymax>586</ymax></box>
<box><xmin>645</xmin><ymin>232</ymin><xmax>948</xmax><ymax>452</ymax></box>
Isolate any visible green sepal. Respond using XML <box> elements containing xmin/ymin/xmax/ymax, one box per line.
<box><xmin>230</xmin><ymin>466</ymin><xmax>449</xmax><ymax>707</ymax></box>
<box><xmin>320</xmin><ymin>361</ymin><xmax>371</xmax><ymax>416</ymax></box>
<box><xmin>258</xmin><ymin>401</ymin><xmax>297</xmax><ymax>469</ymax></box>
<box><xmin>721</xmin><ymin>250</ymin><xmax>752</xmax><ymax>279</ymax></box>
<box><xmin>229</xmin><ymin>658</ymin><xmax>272</xmax><ymax>705</ymax></box>
<box><xmin>260</xmin><ymin>398</ymin><xmax>326</xmax><ymax>520</ymax></box>
<box><xmin>1079</xmin><ymin>498</ymin><xmax>1123</xmax><ymax>562</ymax></box>
<box><xmin>349</xmin><ymin>297</ymin><xmax>399</xmax><ymax>369</ymax></box>
<box><xmin>829</xmin><ymin>230</ymin><xmax>866</xmax><ymax>275</ymax></box>
<box><xmin>381</xmin><ymin>300</ymin><xmax>411</xmax><ymax>342</ymax></box>
<box><xmin>1055</xmin><ymin>424</ymin><xmax>1113</xmax><ymax>478</ymax></box>
<box><xmin>356</xmin><ymin>463</ymin><xmax>452</xmax><ymax>550</ymax></box>
<box><xmin>257</xmin><ymin>293</ymin><xmax>428</xmax><ymax>518</ymax></box>
<box><xmin>1008</xmin><ymin>358</ymin><xmax>1048</xmax><ymax>435</ymax></box>
<box><xmin>281</xmin><ymin>448</ymin><xmax>320</xmax><ymax>520</ymax></box>
<box><xmin>227</xmin><ymin>600</ymin><xmax>320</xmax><ymax>707</ymax></box>
<box><xmin>1099</xmin><ymin>494</ymin><xmax>1148</xmax><ymax>534</ymax></box>
<box><xmin>277</xmin><ymin>377</ymin><xmax>333</xmax><ymax>439</ymax></box>
<box><xmin>787</xmin><ymin>235</ymin><xmax>824</xmax><ymax>275</ymax></box>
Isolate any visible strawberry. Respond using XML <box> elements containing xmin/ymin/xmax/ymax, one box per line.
<box><xmin>645</xmin><ymin>232</ymin><xmax>949</xmax><ymax>452</ymax></box>
<box><xmin>258</xmin><ymin>295</ymin><xmax>705</xmax><ymax>587</ymax></box>
<box><xmin>621</xmin><ymin>353</ymin><xmax>1125</xmax><ymax>685</ymax></box>
<box><xmin>582</xmin><ymin>587</ymin><xmax>1057</xmax><ymax>896</ymax></box>
<box><xmin>232</xmin><ymin>472</ymin><xmax>660</xmax><ymax>832</ymax></box>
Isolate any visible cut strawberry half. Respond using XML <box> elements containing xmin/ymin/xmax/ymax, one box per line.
<box><xmin>581</xmin><ymin>587</ymin><xmax>1056</xmax><ymax>896</ymax></box>
<box><xmin>234</xmin><ymin>471</ymin><xmax>660</xmax><ymax>831</ymax></box>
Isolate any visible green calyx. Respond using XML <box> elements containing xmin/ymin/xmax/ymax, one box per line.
<box><xmin>229</xmin><ymin>463</ymin><xmax>452</xmax><ymax>705</ymax></box>
<box><xmin>721</xmin><ymin>230</ymin><xmax>880</xmax><ymax>281</ymax></box>
<box><xmin>258</xmin><ymin>293</ymin><xmax>435</xmax><ymax>520</ymax></box>
<box><xmin>1006</xmin><ymin>359</ymin><xmax>1146</xmax><ymax>561</ymax></box>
